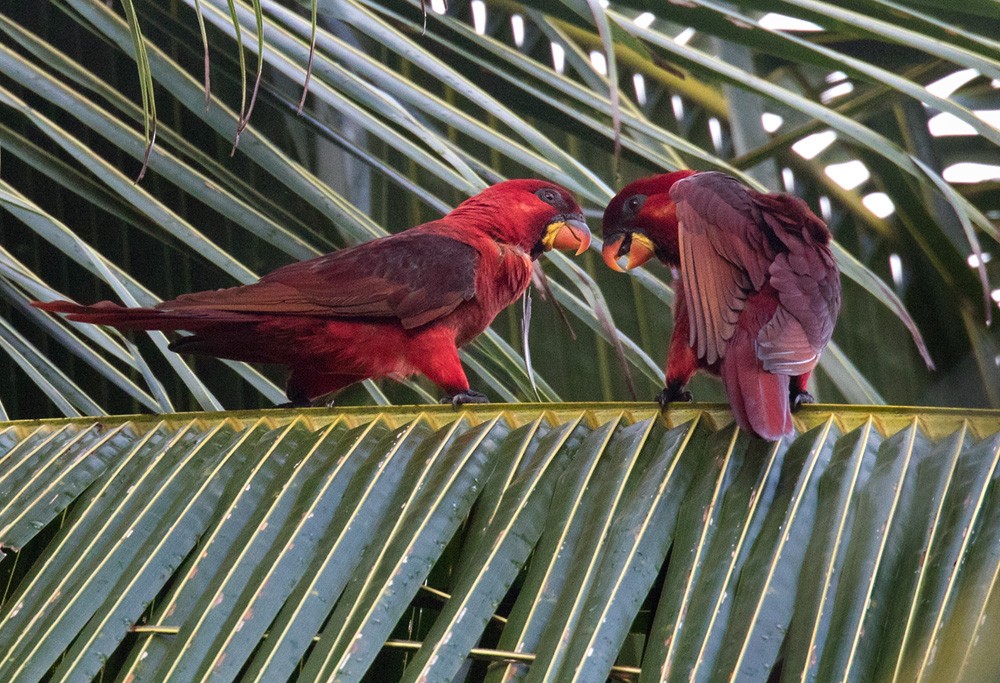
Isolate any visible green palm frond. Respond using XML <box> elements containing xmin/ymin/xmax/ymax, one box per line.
<box><xmin>1</xmin><ymin>405</ymin><xmax>999</xmax><ymax>680</ymax></box>
<box><xmin>0</xmin><ymin>0</ymin><xmax>998</xmax><ymax>420</ymax></box>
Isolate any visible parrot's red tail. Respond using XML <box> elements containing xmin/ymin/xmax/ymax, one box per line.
<box><xmin>720</xmin><ymin>327</ymin><xmax>793</xmax><ymax>441</ymax></box>
<box><xmin>32</xmin><ymin>300</ymin><xmax>205</xmax><ymax>331</ymax></box>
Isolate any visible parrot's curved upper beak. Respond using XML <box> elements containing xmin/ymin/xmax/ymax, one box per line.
<box><xmin>542</xmin><ymin>215</ymin><xmax>592</xmax><ymax>255</ymax></box>
<box><xmin>602</xmin><ymin>231</ymin><xmax>655</xmax><ymax>271</ymax></box>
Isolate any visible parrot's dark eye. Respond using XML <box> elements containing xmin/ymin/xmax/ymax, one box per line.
<box><xmin>624</xmin><ymin>194</ymin><xmax>647</xmax><ymax>215</ymax></box>
<box><xmin>536</xmin><ymin>188</ymin><xmax>560</xmax><ymax>205</ymax></box>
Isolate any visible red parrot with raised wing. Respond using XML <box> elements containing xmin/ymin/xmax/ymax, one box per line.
<box><xmin>602</xmin><ymin>171</ymin><xmax>840</xmax><ymax>440</ymax></box>
<box><xmin>35</xmin><ymin>179</ymin><xmax>590</xmax><ymax>407</ymax></box>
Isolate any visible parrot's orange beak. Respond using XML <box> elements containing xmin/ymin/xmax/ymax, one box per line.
<box><xmin>602</xmin><ymin>232</ymin><xmax>655</xmax><ymax>271</ymax></box>
<box><xmin>602</xmin><ymin>235</ymin><xmax>626</xmax><ymax>272</ymax></box>
<box><xmin>542</xmin><ymin>217</ymin><xmax>591</xmax><ymax>255</ymax></box>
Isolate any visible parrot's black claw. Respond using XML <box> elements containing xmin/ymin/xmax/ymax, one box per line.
<box><xmin>442</xmin><ymin>390</ymin><xmax>489</xmax><ymax>408</ymax></box>
<box><xmin>657</xmin><ymin>384</ymin><xmax>693</xmax><ymax>410</ymax></box>
<box><xmin>277</xmin><ymin>399</ymin><xmax>313</xmax><ymax>409</ymax></box>
<box><xmin>791</xmin><ymin>390</ymin><xmax>814</xmax><ymax>412</ymax></box>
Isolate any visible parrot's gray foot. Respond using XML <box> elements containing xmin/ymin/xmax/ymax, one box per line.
<box><xmin>443</xmin><ymin>390</ymin><xmax>489</xmax><ymax>408</ymax></box>
<box><xmin>657</xmin><ymin>383</ymin><xmax>693</xmax><ymax>410</ymax></box>
<box><xmin>277</xmin><ymin>399</ymin><xmax>312</xmax><ymax>409</ymax></box>
<box><xmin>790</xmin><ymin>390</ymin><xmax>814</xmax><ymax>412</ymax></box>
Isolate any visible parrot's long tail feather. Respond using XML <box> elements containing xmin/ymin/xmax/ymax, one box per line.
<box><xmin>34</xmin><ymin>300</ymin><xmax>302</xmax><ymax>366</ymax></box>
<box><xmin>721</xmin><ymin>327</ymin><xmax>793</xmax><ymax>441</ymax></box>
<box><xmin>31</xmin><ymin>300</ymin><xmax>244</xmax><ymax>331</ymax></box>
<box><xmin>32</xmin><ymin>300</ymin><xmax>184</xmax><ymax>330</ymax></box>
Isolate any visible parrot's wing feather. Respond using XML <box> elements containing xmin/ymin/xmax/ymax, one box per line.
<box><xmin>756</xmin><ymin>307</ymin><xmax>817</xmax><ymax>374</ymax></box>
<box><xmin>758</xmin><ymin>247</ymin><xmax>841</xmax><ymax>374</ymax></box>
<box><xmin>671</xmin><ymin>172</ymin><xmax>773</xmax><ymax>365</ymax></box>
<box><xmin>161</xmin><ymin>230</ymin><xmax>479</xmax><ymax>329</ymax></box>
<box><xmin>672</xmin><ymin>172</ymin><xmax>840</xmax><ymax>371</ymax></box>
<box><xmin>753</xmin><ymin>193</ymin><xmax>840</xmax><ymax>374</ymax></box>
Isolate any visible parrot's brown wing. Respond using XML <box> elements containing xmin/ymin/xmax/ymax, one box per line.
<box><xmin>161</xmin><ymin>230</ymin><xmax>479</xmax><ymax>329</ymax></box>
<box><xmin>672</xmin><ymin>172</ymin><xmax>840</xmax><ymax>371</ymax></box>
<box><xmin>671</xmin><ymin>172</ymin><xmax>775</xmax><ymax>365</ymax></box>
<box><xmin>756</xmin><ymin>200</ymin><xmax>841</xmax><ymax>375</ymax></box>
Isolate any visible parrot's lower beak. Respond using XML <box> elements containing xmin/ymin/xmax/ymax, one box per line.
<box><xmin>542</xmin><ymin>216</ymin><xmax>592</xmax><ymax>255</ymax></box>
<box><xmin>602</xmin><ymin>232</ymin><xmax>655</xmax><ymax>271</ymax></box>
<box><xmin>602</xmin><ymin>235</ymin><xmax>627</xmax><ymax>272</ymax></box>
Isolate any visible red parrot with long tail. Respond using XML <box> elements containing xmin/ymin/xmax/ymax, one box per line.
<box><xmin>34</xmin><ymin>179</ymin><xmax>591</xmax><ymax>407</ymax></box>
<box><xmin>602</xmin><ymin>171</ymin><xmax>841</xmax><ymax>440</ymax></box>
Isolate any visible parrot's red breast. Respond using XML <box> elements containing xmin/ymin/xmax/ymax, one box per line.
<box><xmin>602</xmin><ymin>171</ymin><xmax>841</xmax><ymax>440</ymax></box>
<box><xmin>34</xmin><ymin>179</ymin><xmax>591</xmax><ymax>406</ymax></box>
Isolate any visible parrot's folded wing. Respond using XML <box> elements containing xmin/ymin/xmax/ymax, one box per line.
<box><xmin>162</xmin><ymin>229</ymin><xmax>480</xmax><ymax>330</ymax></box>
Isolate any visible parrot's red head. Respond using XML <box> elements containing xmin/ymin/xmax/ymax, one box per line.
<box><xmin>450</xmin><ymin>179</ymin><xmax>591</xmax><ymax>259</ymax></box>
<box><xmin>601</xmin><ymin>170</ymin><xmax>697</xmax><ymax>271</ymax></box>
